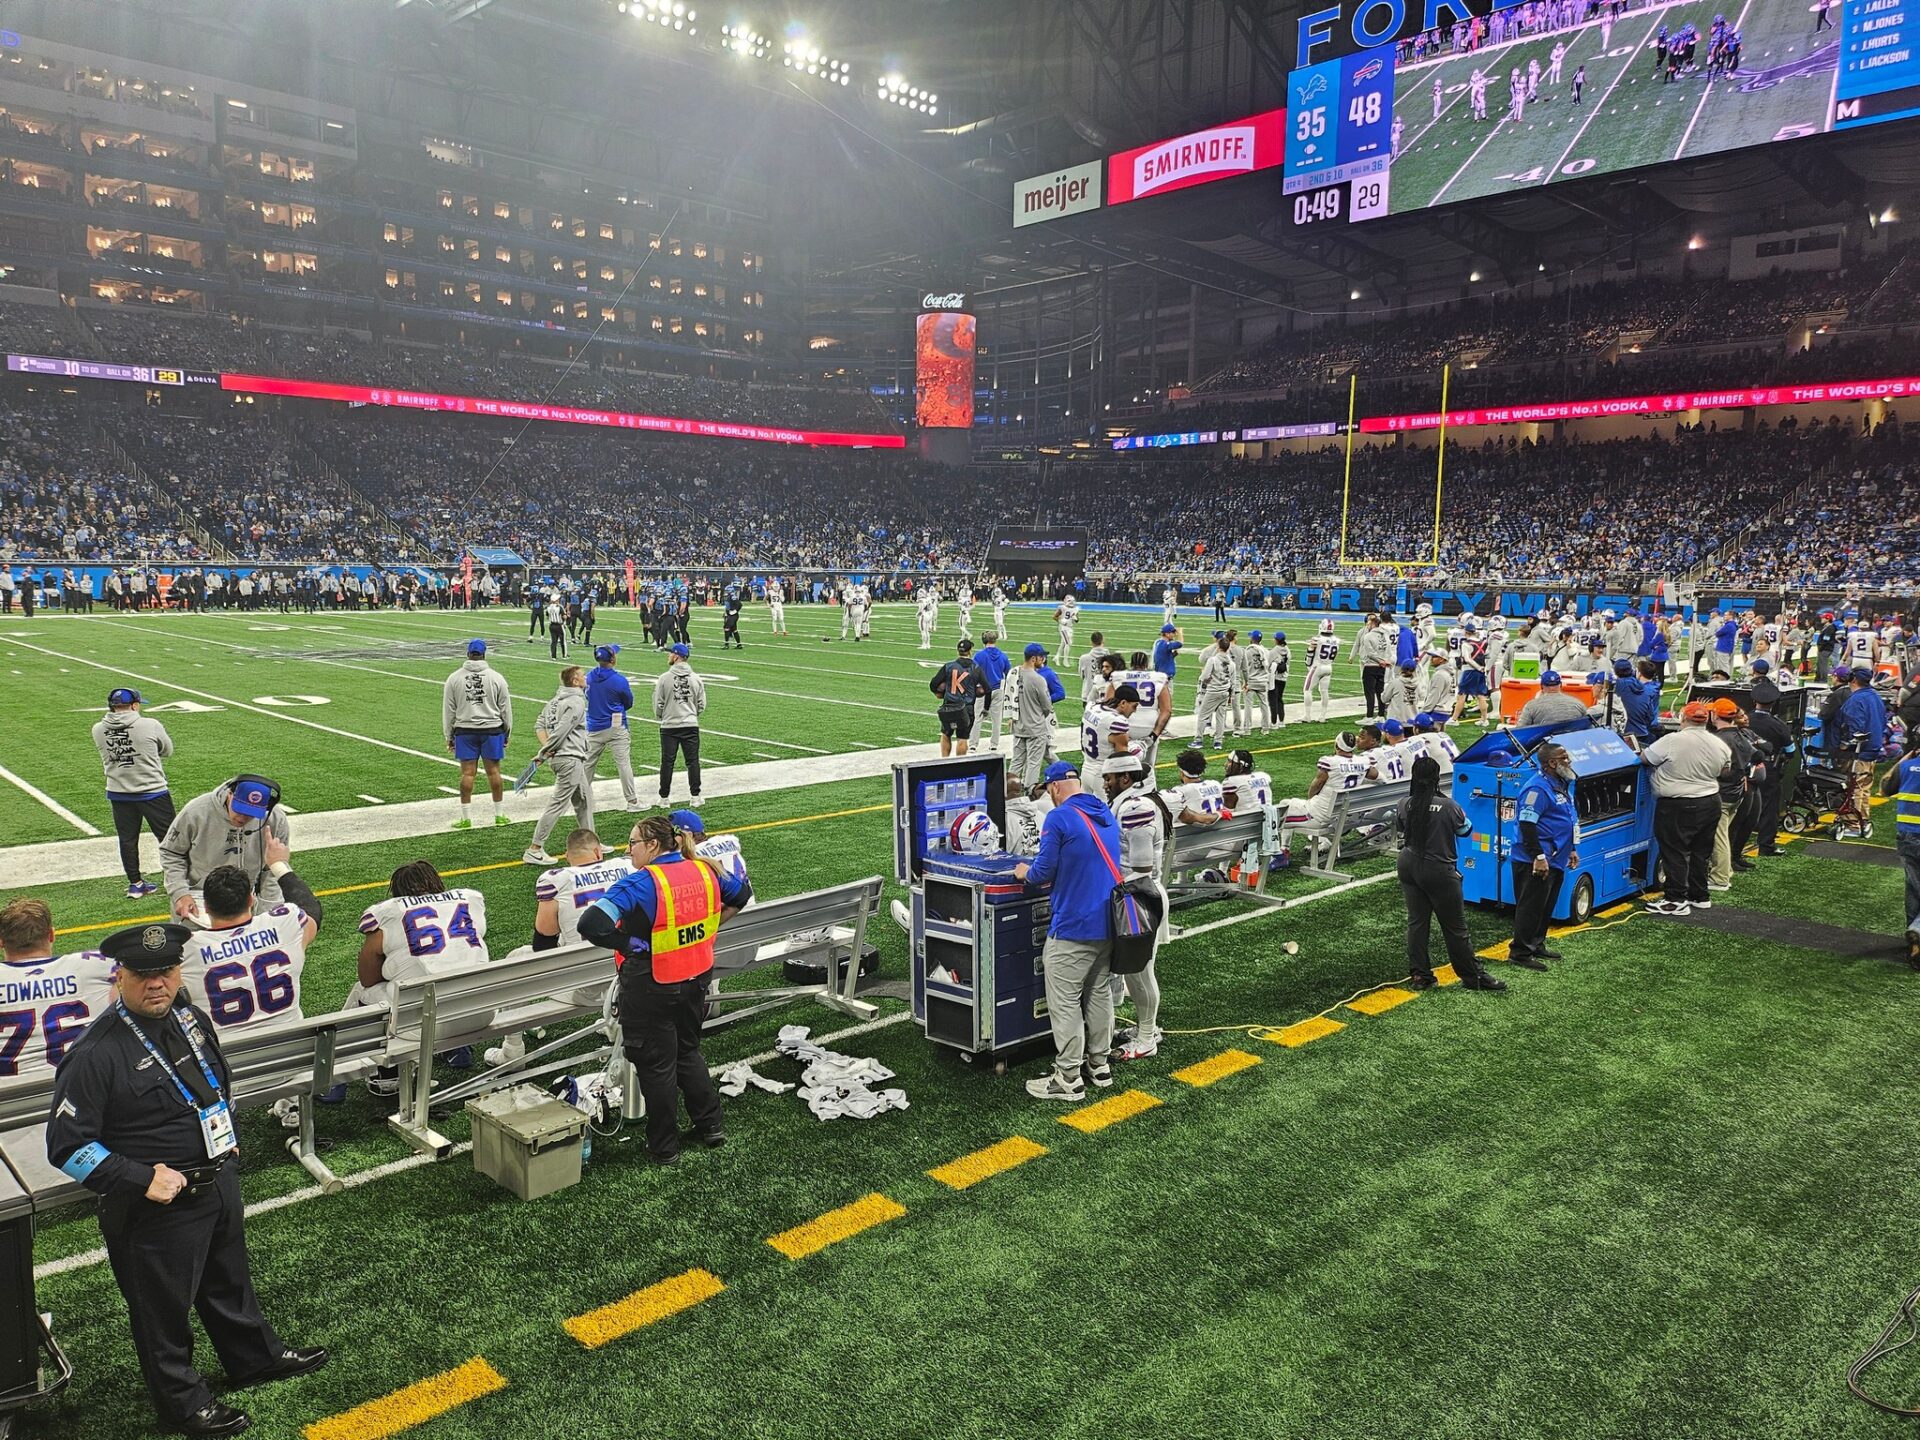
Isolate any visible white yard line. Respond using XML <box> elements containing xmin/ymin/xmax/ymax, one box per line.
<box><xmin>1423</xmin><ymin>108</ymin><xmax>1515</xmax><ymax>207</ymax></box>
<box><xmin>0</xmin><ymin>762</ymin><xmax>102</xmax><ymax>836</ymax></box>
<box><xmin>1673</xmin><ymin>0</ymin><xmax>1752</xmax><ymax>159</ymax></box>
<box><xmin>357</xmin><ymin>794</ymin><xmax>386</xmax><ymax>805</ymax></box>
<box><xmin>1547</xmin><ymin>7</ymin><xmax>1670</xmax><ymax>183</ymax></box>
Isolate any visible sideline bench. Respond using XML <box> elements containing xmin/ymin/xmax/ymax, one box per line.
<box><xmin>1298</xmin><ymin>778</ymin><xmax>1414</xmax><ymax>883</ymax></box>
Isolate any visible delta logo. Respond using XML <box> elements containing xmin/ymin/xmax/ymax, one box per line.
<box><xmin>1352</xmin><ymin>58</ymin><xmax>1385</xmax><ymax>84</ymax></box>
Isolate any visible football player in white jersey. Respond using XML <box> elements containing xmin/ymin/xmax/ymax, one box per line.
<box><xmin>0</xmin><ymin>898</ymin><xmax>117</xmax><ymax>1078</ymax></box>
<box><xmin>1303</xmin><ymin>619</ymin><xmax>1341</xmax><ymax>722</ymax></box>
<box><xmin>1845</xmin><ymin>613</ymin><xmax>1878</xmax><ymax>675</ymax></box>
<box><xmin>532</xmin><ymin>828</ymin><xmax>634</xmax><ymax>950</ymax></box>
<box><xmin>351</xmin><ymin>860</ymin><xmax>490</xmax><ymax>1026</ymax></box>
<box><xmin>1162</xmin><ymin>586</ymin><xmax>1179</xmax><ymax>629</ymax></box>
<box><xmin>1413</xmin><ymin>603</ymin><xmax>1437</xmax><ymax>653</ymax></box>
<box><xmin>1277</xmin><ymin>732</ymin><xmax>1375</xmax><ymax>866</ymax></box>
<box><xmin>184</xmin><ymin>863</ymin><xmax>319</xmax><ymax>1035</ymax></box>
<box><xmin>1365</xmin><ymin>720</ymin><xmax>1418</xmax><ymax>783</ymax></box>
<box><xmin>1101</xmin><ymin>753</ymin><xmax>1172</xmax><ymax>1061</ymax></box>
<box><xmin>1079</xmin><ymin>689</ymin><xmax>1141</xmax><ymax>794</ymax></box>
<box><xmin>837</xmin><ymin>579</ymin><xmax>854</xmax><ymax>639</ymax></box>
<box><xmin>992</xmin><ymin>585</ymin><xmax>1008</xmax><ymax>634</ymax></box>
<box><xmin>1221</xmin><ymin>747</ymin><xmax>1277</xmax><ymax>888</ymax></box>
<box><xmin>1110</xmin><ymin>652</ymin><xmax>1174</xmax><ymax>785</ymax></box>
<box><xmin>916</xmin><ymin>588</ymin><xmax>937</xmax><ymax>649</ymax></box>
<box><xmin>1168</xmin><ymin>748</ymin><xmax>1226</xmax><ymax>826</ymax></box>
<box><xmin>956</xmin><ymin>587</ymin><xmax>974</xmax><ymax>641</ymax></box>
<box><xmin>1078</xmin><ymin>631</ymin><xmax>1117</xmax><ymax>706</ymax></box>
<box><xmin>1412</xmin><ymin>713</ymin><xmax>1459</xmax><ymax>776</ymax></box>
<box><xmin>767</xmin><ymin>579</ymin><xmax>787</xmax><ymax>636</ymax></box>
<box><xmin>1054</xmin><ymin>593</ymin><xmax>1079</xmax><ymax>663</ymax></box>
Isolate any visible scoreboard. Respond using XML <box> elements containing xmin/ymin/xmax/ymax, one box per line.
<box><xmin>1282</xmin><ymin>49</ymin><xmax>1395</xmax><ymax>216</ymax></box>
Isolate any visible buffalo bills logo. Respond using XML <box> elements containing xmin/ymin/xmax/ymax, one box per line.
<box><xmin>1352</xmin><ymin>58</ymin><xmax>1384</xmax><ymax>85</ymax></box>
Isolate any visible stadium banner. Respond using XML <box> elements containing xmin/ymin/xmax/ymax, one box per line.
<box><xmin>1013</xmin><ymin>161</ymin><xmax>1104</xmax><ymax>227</ymax></box>
<box><xmin>1360</xmin><ymin>376</ymin><xmax>1920</xmax><ymax>432</ymax></box>
<box><xmin>987</xmin><ymin>526</ymin><xmax>1089</xmax><ymax>575</ymax></box>
<box><xmin>1106</xmin><ymin>110</ymin><xmax>1286</xmax><ymax>205</ymax></box>
<box><xmin>8</xmin><ymin>352</ymin><xmax>218</xmax><ymax>387</ymax></box>
<box><xmin>1114</xmin><ymin>420</ymin><xmax>1341</xmax><ymax>448</ymax></box>
<box><xmin>1112</xmin><ymin>430</ymin><xmax>1218</xmax><ymax>450</ymax></box>
<box><xmin>217</xmin><ymin>373</ymin><xmax>906</xmax><ymax>448</ymax></box>
<box><xmin>914</xmin><ymin>310</ymin><xmax>977</xmax><ymax>429</ymax></box>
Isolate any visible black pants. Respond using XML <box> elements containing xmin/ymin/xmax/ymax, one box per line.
<box><xmin>659</xmin><ymin>726</ymin><xmax>701</xmax><ymax>798</ymax></box>
<box><xmin>1727</xmin><ymin>785</ymin><xmax>1766</xmax><ymax>861</ymax></box>
<box><xmin>1269</xmin><ymin>679</ymin><xmax>1287</xmax><ymax>724</ymax></box>
<box><xmin>675</xmin><ymin>614</ymin><xmax>690</xmax><ymax>644</ymax></box>
<box><xmin>723</xmin><ymin>617</ymin><xmax>740</xmax><ymax>645</ymax></box>
<box><xmin>110</xmin><ymin>795</ymin><xmax>177</xmax><ymax>884</ymax></box>
<box><xmin>620</xmin><ymin>969</ymin><xmax>723</xmax><ymax>1159</ymax></box>
<box><xmin>1751</xmin><ymin>775</ymin><xmax>1784</xmax><ymax>852</ymax></box>
<box><xmin>1399</xmin><ymin>854</ymin><xmax>1487</xmax><ymax>980</ymax></box>
<box><xmin>99</xmin><ymin>1162</ymin><xmax>284</xmax><ymax>1423</ymax></box>
<box><xmin>1509</xmin><ymin>860</ymin><xmax>1565</xmax><ymax>961</ymax></box>
<box><xmin>1362</xmin><ymin>664</ymin><xmax>1386</xmax><ymax>717</ymax></box>
<box><xmin>549</xmin><ymin>622</ymin><xmax>567</xmax><ymax>658</ymax></box>
<box><xmin>529</xmin><ymin>608</ymin><xmax>543</xmax><ymax>637</ymax></box>
<box><xmin>1213</xmin><ymin>601</ymin><xmax>1227</xmax><ymax>623</ymax></box>
<box><xmin>1656</xmin><ymin>795</ymin><xmax>1720</xmax><ymax>903</ymax></box>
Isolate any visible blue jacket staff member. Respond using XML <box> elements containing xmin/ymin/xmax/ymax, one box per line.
<box><xmin>971</xmin><ymin>630</ymin><xmax>1013</xmax><ymax>751</ymax></box>
<box><xmin>578</xmin><ymin>814</ymin><xmax>748</xmax><ymax>1162</ymax></box>
<box><xmin>584</xmin><ymin>644</ymin><xmax>640</xmax><ymax>812</ymax></box>
<box><xmin>1838</xmin><ymin>667</ymin><xmax>1890</xmax><ymax>840</ymax></box>
<box><xmin>1881</xmin><ymin>737</ymin><xmax>1920</xmax><ymax>967</ymax></box>
<box><xmin>48</xmin><ymin>923</ymin><xmax>326</xmax><ymax>1438</ymax></box>
<box><xmin>1014</xmin><ymin>761</ymin><xmax>1122</xmax><ymax>1103</ymax></box>
<box><xmin>1153</xmin><ymin>624</ymin><xmax>1184</xmax><ymax>684</ymax></box>
<box><xmin>93</xmin><ymin>686</ymin><xmax>175</xmax><ymax>900</ymax></box>
<box><xmin>1508</xmin><ymin>743</ymin><xmax>1577</xmax><ymax>970</ymax></box>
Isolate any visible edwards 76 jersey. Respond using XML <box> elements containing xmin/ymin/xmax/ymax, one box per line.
<box><xmin>0</xmin><ymin>951</ymin><xmax>116</xmax><ymax>1077</ymax></box>
<box><xmin>536</xmin><ymin>860</ymin><xmax>635</xmax><ymax>946</ymax></box>
<box><xmin>359</xmin><ymin>889</ymin><xmax>490</xmax><ymax>986</ymax></box>
<box><xmin>184</xmin><ymin>904</ymin><xmax>310</xmax><ymax>1032</ymax></box>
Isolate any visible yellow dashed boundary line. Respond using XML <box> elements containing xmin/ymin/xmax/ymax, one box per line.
<box><xmin>1172</xmin><ymin>1048</ymin><xmax>1262</xmax><ymax>1088</ymax></box>
<box><xmin>304</xmin><ymin>1357</ymin><xmax>506</xmax><ymax>1440</ymax></box>
<box><xmin>766</xmin><ymin>1192</ymin><xmax>906</xmax><ymax>1259</ymax></box>
<box><xmin>563</xmin><ymin>1268</ymin><xmax>725</xmax><ymax>1350</ymax></box>
<box><xmin>1433</xmin><ymin>963</ymin><xmax>1461</xmax><ymax>986</ymax></box>
<box><xmin>1268</xmin><ymin>1015</ymin><xmax>1345</xmax><ymax>1047</ymax></box>
<box><xmin>1346</xmin><ymin>986</ymin><xmax>1417</xmax><ymax>1017</ymax></box>
<box><xmin>927</xmin><ymin>1136</ymin><xmax>1049</xmax><ymax>1190</ymax></box>
<box><xmin>1060</xmin><ymin>1088</ymin><xmax>1163</xmax><ymax>1133</ymax></box>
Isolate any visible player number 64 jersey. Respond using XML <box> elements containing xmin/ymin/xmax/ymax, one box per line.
<box><xmin>536</xmin><ymin>860</ymin><xmax>635</xmax><ymax>946</ymax></box>
<box><xmin>0</xmin><ymin>951</ymin><xmax>116</xmax><ymax>1077</ymax></box>
<box><xmin>359</xmin><ymin>889</ymin><xmax>491</xmax><ymax>985</ymax></box>
<box><xmin>184</xmin><ymin>905</ymin><xmax>310</xmax><ymax>1031</ymax></box>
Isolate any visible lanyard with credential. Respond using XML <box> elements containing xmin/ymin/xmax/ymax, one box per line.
<box><xmin>115</xmin><ymin>1001</ymin><xmax>225</xmax><ymax>1110</ymax></box>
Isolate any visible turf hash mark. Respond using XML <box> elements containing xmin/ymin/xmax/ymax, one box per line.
<box><xmin>1346</xmin><ymin>986</ymin><xmax>1419</xmax><ymax>1016</ymax></box>
<box><xmin>766</xmin><ymin>1192</ymin><xmax>907</xmax><ymax>1259</ymax></box>
<box><xmin>564</xmin><ymin>1268</ymin><xmax>726</xmax><ymax>1349</ymax></box>
<box><xmin>303</xmin><ymin>1356</ymin><xmax>507</xmax><ymax>1440</ymax></box>
<box><xmin>927</xmin><ymin>1136</ymin><xmax>1050</xmax><ymax>1190</ymax></box>
<box><xmin>1171</xmin><ymin>1048</ymin><xmax>1263</xmax><ymax>1088</ymax></box>
<box><xmin>1059</xmin><ymin>1088</ymin><xmax>1164</xmax><ymax>1134</ymax></box>
<box><xmin>1267</xmin><ymin>1015</ymin><xmax>1346</xmax><ymax>1047</ymax></box>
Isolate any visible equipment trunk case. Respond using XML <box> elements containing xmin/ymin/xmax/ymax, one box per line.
<box><xmin>465</xmin><ymin>1084</ymin><xmax>588</xmax><ymax>1201</ymax></box>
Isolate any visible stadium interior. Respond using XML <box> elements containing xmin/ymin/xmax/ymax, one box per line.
<box><xmin>1</xmin><ymin>0</ymin><xmax>1919</xmax><ymax>1436</ymax></box>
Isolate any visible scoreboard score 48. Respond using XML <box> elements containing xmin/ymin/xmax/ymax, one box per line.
<box><xmin>1283</xmin><ymin>49</ymin><xmax>1396</xmax><ymax>223</ymax></box>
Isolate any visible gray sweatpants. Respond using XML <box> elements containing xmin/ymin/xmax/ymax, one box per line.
<box><xmin>1107</xmin><ymin>878</ymin><xmax>1166</xmax><ymax>1044</ymax></box>
<box><xmin>973</xmin><ymin>679</ymin><xmax>1007</xmax><ymax>750</ymax></box>
<box><xmin>532</xmin><ymin>756</ymin><xmax>595</xmax><ymax>850</ymax></box>
<box><xmin>585</xmin><ymin>725</ymin><xmax>637</xmax><ymax>806</ymax></box>
<box><xmin>1010</xmin><ymin>731</ymin><xmax>1050</xmax><ymax>787</ymax></box>
<box><xmin>1042</xmin><ymin>935</ymin><xmax>1114</xmax><ymax>1078</ymax></box>
<box><xmin>1196</xmin><ymin>686</ymin><xmax>1231</xmax><ymax>745</ymax></box>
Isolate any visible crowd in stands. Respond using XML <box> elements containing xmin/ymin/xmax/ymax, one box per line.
<box><xmin>0</xmin><ymin>402</ymin><xmax>206</xmax><ymax>563</ymax></box>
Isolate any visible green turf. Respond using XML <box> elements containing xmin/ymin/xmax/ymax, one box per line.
<box><xmin>1388</xmin><ymin>0</ymin><xmax>1836</xmax><ymax>212</ymax></box>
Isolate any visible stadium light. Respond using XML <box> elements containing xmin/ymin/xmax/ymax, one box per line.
<box><xmin>1468</xmin><ymin>270</ymin><xmax>1481</xmax><ymax>283</ymax></box>
<box><xmin>1687</xmin><ymin>236</ymin><xmax>1704</xmax><ymax>251</ymax></box>
<box><xmin>1880</xmin><ymin>207</ymin><xmax>1898</xmax><ymax>224</ymax></box>
<box><xmin>878</xmin><ymin>72</ymin><xmax>937</xmax><ymax>115</ymax></box>
<box><xmin>1348</xmin><ymin>288</ymin><xmax>1361</xmax><ymax>301</ymax></box>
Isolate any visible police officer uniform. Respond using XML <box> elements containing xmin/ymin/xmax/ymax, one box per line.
<box><xmin>46</xmin><ymin>924</ymin><xmax>325</xmax><ymax>1437</ymax></box>
<box><xmin>1509</xmin><ymin>763</ymin><xmax>1576</xmax><ymax>970</ymax></box>
<box><xmin>578</xmin><ymin>849</ymin><xmax>750</xmax><ymax>1162</ymax></box>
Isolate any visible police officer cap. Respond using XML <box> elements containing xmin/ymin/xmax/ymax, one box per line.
<box><xmin>668</xmin><ymin>808</ymin><xmax>705</xmax><ymax>836</ymax></box>
<box><xmin>101</xmin><ymin>922</ymin><xmax>197</xmax><ymax>975</ymax></box>
<box><xmin>1751</xmin><ymin>680</ymin><xmax>1782</xmax><ymax>705</ymax></box>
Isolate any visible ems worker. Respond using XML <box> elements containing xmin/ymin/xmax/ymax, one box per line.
<box><xmin>93</xmin><ymin>686</ymin><xmax>176</xmax><ymax>900</ymax></box>
<box><xmin>578</xmin><ymin>814</ymin><xmax>749</xmax><ymax>1163</ymax></box>
<box><xmin>584</xmin><ymin>644</ymin><xmax>641</xmax><ymax>812</ymax></box>
<box><xmin>1508</xmin><ymin>742</ymin><xmax>1577</xmax><ymax>970</ymax></box>
<box><xmin>1880</xmin><ymin>736</ymin><xmax>1920</xmax><ymax>966</ymax></box>
<box><xmin>48</xmin><ymin>923</ymin><xmax>327</xmax><ymax>1438</ymax></box>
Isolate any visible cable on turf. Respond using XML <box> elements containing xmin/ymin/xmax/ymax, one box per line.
<box><xmin>1848</xmin><ymin>1280</ymin><xmax>1920</xmax><ymax>1417</ymax></box>
<box><xmin>1160</xmin><ymin>975</ymin><xmax>1418</xmax><ymax>1042</ymax></box>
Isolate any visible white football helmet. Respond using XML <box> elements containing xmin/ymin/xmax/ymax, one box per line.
<box><xmin>1415</xmin><ymin>603</ymin><xmax>1433</xmax><ymax>618</ymax></box>
<box><xmin>949</xmin><ymin>809</ymin><xmax>1002</xmax><ymax>856</ymax></box>
<box><xmin>1318</xmin><ymin>618</ymin><xmax>1336</xmax><ymax>636</ymax></box>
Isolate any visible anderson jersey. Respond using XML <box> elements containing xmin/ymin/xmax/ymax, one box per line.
<box><xmin>359</xmin><ymin>889</ymin><xmax>490</xmax><ymax>986</ymax></box>
<box><xmin>1307</xmin><ymin>635</ymin><xmax>1342</xmax><ymax>669</ymax></box>
<box><xmin>536</xmin><ymin>859</ymin><xmax>635</xmax><ymax>946</ymax></box>
<box><xmin>0</xmin><ymin>951</ymin><xmax>116</xmax><ymax>1077</ymax></box>
<box><xmin>184</xmin><ymin>905</ymin><xmax>309</xmax><ymax>1032</ymax></box>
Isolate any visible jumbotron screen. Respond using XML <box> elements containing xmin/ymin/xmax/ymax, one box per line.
<box><xmin>987</xmin><ymin>526</ymin><xmax>1089</xmax><ymax>566</ymax></box>
<box><xmin>915</xmin><ymin>311</ymin><xmax>977</xmax><ymax>429</ymax></box>
<box><xmin>1282</xmin><ymin>0</ymin><xmax>1920</xmax><ymax>225</ymax></box>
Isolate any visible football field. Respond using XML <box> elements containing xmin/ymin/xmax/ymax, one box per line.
<box><xmin>1387</xmin><ymin>0</ymin><xmax>1839</xmax><ymax>211</ymax></box>
<box><xmin>5</xmin><ymin>601</ymin><xmax>1920</xmax><ymax>1440</ymax></box>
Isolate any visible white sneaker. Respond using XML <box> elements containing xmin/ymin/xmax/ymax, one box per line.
<box><xmin>1084</xmin><ymin>1063</ymin><xmax>1114</xmax><ymax>1089</ymax></box>
<box><xmin>1693</xmin><ymin>899</ymin><xmax>1712</xmax><ymax>910</ymax></box>
<box><xmin>1118</xmin><ymin>1037</ymin><xmax>1160</xmax><ymax>1061</ymax></box>
<box><xmin>1026</xmin><ymin>1071</ymin><xmax>1085</xmax><ymax>1102</ymax></box>
<box><xmin>889</xmin><ymin>899</ymin><xmax>912</xmax><ymax>933</ymax></box>
<box><xmin>522</xmin><ymin>847</ymin><xmax>556</xmax><ymax>866</ymax></box>
<box><xmin>1707</xmin><ymin>883</ymin><xmax>1731</xmax><ymax>892</ymax></box>
<box><xmin>268</xmin><ymin>1097</ymin><xmax>301</xmax><ymax>1131</ymax></box>
<box><xmin>484</xmin><ymin>1035</ymin><xmax>527</xmax><ymax>1067</ymax></box>
<box><xmin>687</xmin><ymin>795</ymin><xmax>703</xmax><ymax>808</ymax></box>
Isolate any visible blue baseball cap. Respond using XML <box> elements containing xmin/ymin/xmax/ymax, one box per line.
<box><xmin>670</xmin><ymin>643</ymin><xmax>691</xmax><ymax>659</ymax></box>
<box><xmin>1585</xmin><ymin>670</ymin><xmax>1607</xmax><ymax>686</ymax></box>
<box><xmin>1750</xmin><ymin>657</ymin><xmax>1771</xmax><ymax>674</ymax></box>
<box><xmin>107</xmin><ymin>687</ymin><xmax>142</xmax><ymax>706</ymax></box>
<box><xmin>1043</xmin><ymin>760</ymin><xmax>1080</xmax><ymax>784</ymax></box>
<box><xmin>467</xmin><ymin>638</ymin><xmax>487</xmax><ymax>656</ymax></box>
<box><xmin>1249</xmin><ymin>630</ymin><xmax>1263</xmax><ymax>640</ymax></box>
<box><xmin>1832</xmin><ymin>664</ymin><xmax>1852</xmax><ymax>681</ymax></box>
<box><xmin>1024</xmin><ymin>642</ymin><xmax>1048</xmax><ymax>658</ymax></box>
<box><xmin>1487</xmin><ymin>749</ymin><xmax>1517</xmax><ymax>767</ymax></box>
<box><xmin>1161</xmin><ymin>624</ymin><xmax>1176</xmax><ymax>634</ymax></box>
<box><xmin>1539</xmin><ymin>670</ymin><xmax>1562</xmax><ymax>686</ymax></box>
<box><xmin>1613</xmin><ymin>658</ymin><xmax>1634</xmax><ymax>676</ymax></box>
<box><xmin>1380</xmin><ymin>718</ymin><xmax>1404</xmax><ymax>737</ymax></box>
<box><xmin>1212</xmin><ymin>630</ymin><xmax>1224</xmax><ymax>639</ymax></box>
<box><xmin>1274</xmin><ymin>631</ymin><xmax>1287</xmax><ymax>643</ymax></box>
<box><xmin>668</xmin><ymin>808</ymin><xmax>705</xmax><ymax>836</ymax></box>
<box><xmin>229</xmin><ymin>776</ymin><xmax>276</xmax><ymax>819</ymax></box>
<box><xmin>594</xmin><ymin>644</ymin><xmax>621</xmax><ymax>662</ymax></box>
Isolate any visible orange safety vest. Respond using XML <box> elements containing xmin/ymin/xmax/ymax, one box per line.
<box><xmin>644</xmin><ymin>858</ymin><xmax>723</xmax><ymax>982</ymax></box>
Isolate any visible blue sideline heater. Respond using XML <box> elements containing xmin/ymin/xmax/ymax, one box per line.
<box><xmin>891</xmin><ymin>754</ymin><xmax>1053</xmax><ymax>1070</ymax></box>
<box><xmin>1453</xmin><ymin>718</ymin><xmax>1658</xmax><ymax>925</ymax></box>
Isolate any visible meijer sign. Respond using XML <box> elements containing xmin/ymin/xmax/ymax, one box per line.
<box><xmin>1013</xmin><ymin>160</ymin><xmax>1103</xmax><ymax>228</ymax></box>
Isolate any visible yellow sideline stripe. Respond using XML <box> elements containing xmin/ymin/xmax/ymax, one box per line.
<box><xmin>304</xmin><ymin>1357</ymin><xmax>506</xmax><ymax>1440</ymax></box>
<box><xmin>927</xmin><ymin>1136</ymin><xmax>1049</xmax><ymax>1191</ymax></box>
<box><xmin>1060</xmin><ymin>1088</ymin><xmax>1162</xmax><ymax>1134</ymax></box>
<box><xmin>1433</xmin><ymin>963</ymin><xmax>1461</xmax><ymax>986</ymax></box>
<box><xmin>1346</xmin><ymin>986</ymin><xmax>1418</xmax><ymax>1016</ymax></box>
<box><xmin>1172</xmin><ymin>1048</ymin><xmax>1262</xmax><ymax>1088</ymax></box>
<box><xmin>766</xmin><ymin>1192</ymin><xmax>906</xmax><ymax>1259</ymax></box>
<box><xmin>563</xmin><ymin>1268</ymin><xmax>725</xmax><ymax>1349</ymax></box>
<box><xmin>1266</xmin><ymin>1015</ymin><xmax>1345</xmax><ymax>1047</ymax></box>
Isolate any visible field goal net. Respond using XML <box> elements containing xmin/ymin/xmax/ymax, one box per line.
<box><xmin>1335</xmin><ymin>366</ymin><xmax>1451</xmax><ymax>574</ymax></box>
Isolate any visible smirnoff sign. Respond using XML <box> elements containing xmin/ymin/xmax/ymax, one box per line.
<box><xmin>1106</xmin><ymin>110</ymin><xmax>1286</xmax><ymax>205</ymax></box>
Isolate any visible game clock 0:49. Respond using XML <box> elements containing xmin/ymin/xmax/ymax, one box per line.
<box><xmin>1292</xmin><ymin>182</ymin><xmax>1346</xmax><ymax>226</ymax></box>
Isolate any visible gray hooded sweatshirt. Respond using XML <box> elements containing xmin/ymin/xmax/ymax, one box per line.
<box><xmin>443</xmin><ymin>657</ymin><xmax>512</xmax><ymax>742</ymax></box>
<box><xmin>159</xmin><ymin>782</ymin><xmax>292</xmax><ymax>909</ymax></box>
<box><xmin>91</xmin><ymin>711</ymin><xmax>174</xmax><ymax>798</ymax></box>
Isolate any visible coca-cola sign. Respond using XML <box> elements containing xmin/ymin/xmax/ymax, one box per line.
<box><xmin>919</xmin><ymin>291</ymin><xmax>971</xmax><ymax>312</ymax></box>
